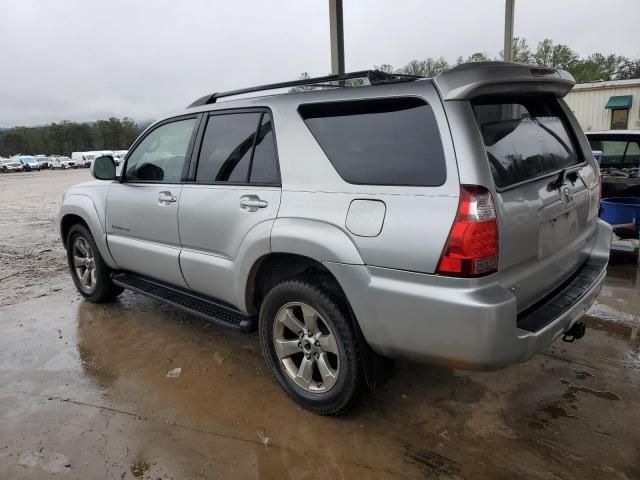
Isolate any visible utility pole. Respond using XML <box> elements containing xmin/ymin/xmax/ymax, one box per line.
<box><xmin>504</xmin><ymin>0</ymin><xmax>515</xmax><ymax>62</ymax></box>
<box><xmin>329</xmin><ymin>0</ymin><xmax>345</xmax><ymax>74</ymax></box>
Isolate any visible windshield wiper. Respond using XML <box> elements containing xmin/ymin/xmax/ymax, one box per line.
<box><xmin>548</xmin><ymin>168</ymin><xmax>566</xmax><ymax>190</ymax></box>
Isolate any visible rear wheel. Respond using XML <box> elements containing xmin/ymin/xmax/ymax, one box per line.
<box><xmin>66</xmin><ymin>224</ymin><xmax>122</xmax><ymax>302</ymax></box>
<box><xmin>259</xmin><ymin>276</ymin><xmax>364</xmax><ymax>415</ymax></box>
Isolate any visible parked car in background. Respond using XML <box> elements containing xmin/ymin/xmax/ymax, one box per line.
<box><xmin>112</xmin><ymin>150</ymin><xmax>128</xmax><ymax>165</ymax></box>
<box><xmin>59</xmin><ymin>64</ymin><xmax>611</xmax><ymax>415</ymax></box>
<box><xmin>16</xmin><ymin>156</ymin><xmax>41</xmax><ymax>171</ymax></box>
<box><xmin>586</xmin><ymin>130</ymin><xmax>640</xmax><ymax>198</ymax></box>
<box><xmin>51</xmin><ymin>156</ymin><xmax>76</xmax><ymax>169</ymax></box>
<box><xmin>71</xmin><ymin>152</ymin><xmax>89</xmax><ymax>168</ymax></box>
<box><xmin>35</xmin><ymin>155</ymin><xmax>51</xmax><ymax>169</ymax></box>
<box><xmin>0</xmin><ymin>157</ymin><xmax>24</xmax><ymax>173</ymax></box>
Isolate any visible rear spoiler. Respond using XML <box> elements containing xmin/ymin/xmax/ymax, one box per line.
<box><xmin>434</xmin><ymin>61</ymin><xmax>575</xmax><ymax>100</ymax></box>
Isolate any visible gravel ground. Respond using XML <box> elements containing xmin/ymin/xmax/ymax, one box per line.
<box><xmin>1</xmin><ymin>168</ymin><xmax>639</xmax><ymax>479</ymax></box>
<box><xmin>0</xmin><ymin>169</ymin><xmax>90</xmax><ymax>306</ymax></box>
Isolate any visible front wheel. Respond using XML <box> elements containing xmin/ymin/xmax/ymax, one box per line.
<box><xmin>259</xmin><ymin>276</ymin><xmax>364</xmax><ymax>415</ymax></box>
<box><xmin>66</xmin><ymin>224</ymin><xmax>123</xmax><ymax>302</ymax></box>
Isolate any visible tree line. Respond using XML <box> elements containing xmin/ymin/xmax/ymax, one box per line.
<box><xmin>0</xmin><ymin>117</ymin><xmax>141</xmax><ymax>158</ymax></box>
<box><xmin>293</xmin><ymin>37</ymin><xmax>640</xmax><ymax>89</ymax></box>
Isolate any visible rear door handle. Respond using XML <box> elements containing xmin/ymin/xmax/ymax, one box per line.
<box><xmin>240</xmin><ymin>195</ymin><xmax>268</xmax><ymax>211</ymax></box>
<box><xmin>158</xmin><ymin>191</ymin><xmax>177</xmax><ymax>204</ymax></box>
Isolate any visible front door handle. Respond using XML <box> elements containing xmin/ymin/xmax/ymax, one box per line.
<box><xmin>158</xmin><ymin>191</ymin><xmax>177</xmax><ymax>205</ymax></box>
<box><xmin>240</xmin><ymin>195</ymin><xmax>268</xmax><ymax>212</ymax></box>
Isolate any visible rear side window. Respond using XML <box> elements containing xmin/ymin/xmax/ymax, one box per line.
<box><xmin>298</xmin><ymin>97</ymin><xmax>446</xmax><ymax>186</ymax></box>
<box><xmin>472</xmin><ymin>96</ymin><xmax>581</xmax><ymax>189</ymax></box>
<box><xmin>196</xmin><ymin>112</ymin><xmax>279</xmax><ymax>184</ymax></box>
<box><xmin>587</xmin><ymin>136</ymin><xmax>640</xmax><ymax>168</ymax></box>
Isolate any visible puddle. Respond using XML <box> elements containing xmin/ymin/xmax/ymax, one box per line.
<box><xmin>585</xmin><ymin>303</ymin><xmax>639</xmax><ymax>325</ymax></box>
<box><xmin>572</xmin><ymin>370</ymin><xmax>594</xmax><ymax>380</ymax></box>
<box><xmin>583</xmin><ymin>314</ymin><xmax>640</xmax><ymax>344</ymax></box>
<box><xmin>530</xmin><ymin>379</ymin><xmax>621</xmax><ymax>430</ymax></box>
<box><xmin>560</xmin><ymin>380</ymin><xmax>621</xmax><ymax>401</ymax></box>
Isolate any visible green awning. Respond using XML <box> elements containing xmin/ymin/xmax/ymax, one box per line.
<box><xmin>605</xmin><ymin>95</ymin><xmax>632</xmax><ymax>109</ymax></box>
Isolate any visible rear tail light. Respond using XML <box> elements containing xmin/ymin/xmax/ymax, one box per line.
<box><xmin>437</xmin><ymin>185</ymin><xmax>499</xmax><ymax>277</ymax></box>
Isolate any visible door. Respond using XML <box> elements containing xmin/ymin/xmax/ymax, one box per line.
<box><xmin>178</xmin><ymin>110</ymin><xmax>281</xmax><ymax>306</ymax></box>
<box><xmin>471</xmin><ymin>95</ymin><xmax>598</xmax><ymax>312</ymax></box>
<box><xmin>106</xmin><ymin>116</ymin><xmax>199</xmax><ymax>287</ymax></box>
<box><xmin>611</xmin><ymin>109</ymin><xmax>629</xmax><ymax>130</ymax></box>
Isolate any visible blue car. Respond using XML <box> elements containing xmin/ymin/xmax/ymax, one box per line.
<box><xmin>17</xmin><ymin>156</ymin><xmax>41</xmax><ymax>172</ymax></box>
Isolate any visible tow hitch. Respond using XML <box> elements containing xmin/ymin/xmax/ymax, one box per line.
<box><xmin>562</xmin><ymin>321</ymin><xmax>586</xmax><ymax>342</ymax></box>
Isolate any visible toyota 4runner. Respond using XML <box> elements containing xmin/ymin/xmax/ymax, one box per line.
<box><xmin>59</xmin><ymin>62</ymin><xmax>612</xmax><ymax>415</ymax></box>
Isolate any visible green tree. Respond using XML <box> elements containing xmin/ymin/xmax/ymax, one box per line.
<box><xmin>499</xmin><ymin>37</ymin><xmax>532</xmax><ymax>63</ymax></box>
<box><xmin>399</xmin><ymin>57</ymin><xmax>449</xmax><ymax>77</ymax></box>
<box><xmin>569</xmin><ymin>53</ymin><xmax>623</xmax><ymax>83</ymax></box>
<box><xmin>616</xmin><ymin>58</ymin><xmax>640</xmax><ymax>80</ymax></box>
<box><xmin>0</xmin><ymin>117</ymin><xmax>140</xmax><ymax>157</ymax></box>
<box><xmin>373</xmin><ymin>64</ymin><xmax>396</xmax><ymax>74</ymax></box>
<box><xmin>533</xmin><ymin>39</ymin><xmax>579</xmax><ymax>69</ymax></box>
<box><xmin>461</xmin><ymin>52</ymin><xmax>491</xmax><ymax>63</ymax></box>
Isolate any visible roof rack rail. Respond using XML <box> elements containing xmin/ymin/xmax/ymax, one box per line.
<box><xmin>187</xmin><ymin>70</ymin><xmax>423</xmax><ymax>108</ymax></box>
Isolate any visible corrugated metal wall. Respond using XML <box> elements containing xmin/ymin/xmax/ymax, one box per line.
<box><xmin>564</xmin><ymin>81</ymin><xmax>640</xmax><ymax>132</ymax></box>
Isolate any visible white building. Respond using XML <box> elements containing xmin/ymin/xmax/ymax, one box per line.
<box><xmin>565</xmin><ymin>78</ymin><xmax>640</xmax><ymax>131</ymax></box>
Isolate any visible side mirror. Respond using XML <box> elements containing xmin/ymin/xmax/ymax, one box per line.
<box><xmin>91</xmin><ymin>155</ymin><xmax>116</xmax><ymax>180</ymax></box>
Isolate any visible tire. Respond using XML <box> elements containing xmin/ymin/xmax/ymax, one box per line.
<box><xmin>66</xmin><ymin>224</ymin><xmax>123</xmax><ymax>302</ymax></box>
<box><xmin>259</xmin><ymin>275</ymin><xmax>364</xmax><ymax>415</ymax></box>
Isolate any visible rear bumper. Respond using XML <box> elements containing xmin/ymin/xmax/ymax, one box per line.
<box><xmin>326</xmin><ymin>219</ymin><xmax>612</xmax><ymax>370</ymax></box>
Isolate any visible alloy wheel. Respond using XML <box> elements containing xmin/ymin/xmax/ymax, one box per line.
<box><xmin>72</xmin><ymin>236</ymin><xmax>96</xmax><ymax>292</ymax></box>
<box><xmin>273</xmin><ymin>302</ymin><xmax>340</xmax><ymax>393</ymax></box>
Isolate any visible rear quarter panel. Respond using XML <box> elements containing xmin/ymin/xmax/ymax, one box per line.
<box><xmin>270</xmin><ymin>80</ymin><xmax>460</xmax><ymax>273</ymax></box>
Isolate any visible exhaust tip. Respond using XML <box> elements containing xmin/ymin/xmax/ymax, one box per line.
<box><xmin>562</xmin><ymin>321</ymin><xmax>586</xmax><ymax>343</ymax></box>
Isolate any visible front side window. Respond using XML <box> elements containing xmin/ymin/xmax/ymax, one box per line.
<box><xmin>472</xmin><ymin>96</ymin><xmax>581</xmax><ymax>189</ymax></box>
<box><xmin>196</xmin><ymin>112</ymin><xmax>279</xmax><ymax>184</ymax></box>
<box><xmin>125</xmin><ymin>118</ymin><xmax>197</xmax><ymax>183</ymax></box>
<box><xmin>299</xmin><ymin>97</ymin><xmax>446</xmax><ymax>186</ymax></box>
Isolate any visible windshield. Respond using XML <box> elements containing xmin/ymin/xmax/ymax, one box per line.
<box><xmin>472</xmin><ymin>95</ymin><xmax>581</xmax><ymax>189</ymax></box>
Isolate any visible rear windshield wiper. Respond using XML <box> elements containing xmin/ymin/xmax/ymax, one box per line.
<box><xmin>548</xmin><ymin>169</ymin><xmax>566</xmax><ymax>190</ymax></box>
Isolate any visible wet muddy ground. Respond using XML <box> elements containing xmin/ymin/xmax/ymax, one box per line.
<box><xmin>1</xmin><ymin>170</ymin><xmax>639</xmax><ymax>479</ymax></box>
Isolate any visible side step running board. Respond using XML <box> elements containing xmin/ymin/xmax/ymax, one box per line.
<box><xmin>111</xmin><ymin>273</ymin><xmax>256</xmax><ymax>333</ymax></box>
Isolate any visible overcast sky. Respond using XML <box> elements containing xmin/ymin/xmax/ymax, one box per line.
<box><xmin>1</xmin><ymin>0</ymin><xmax>638</xmax><ymax>127</ymax></box>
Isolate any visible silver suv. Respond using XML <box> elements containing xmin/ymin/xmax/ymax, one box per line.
<box><xmin>59</xmin><ymin>63</ymin><xmax>611</xmax><ymax>415</ymax></box>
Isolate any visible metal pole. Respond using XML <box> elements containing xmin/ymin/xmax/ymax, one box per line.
<box><xmin>504</xmin><ymin>0</ymin><xmax>515</xmax><ymax>62</ymax></box>
<box><xmin>329</xmin><ymin>0</ymin><xmax>345</xmax><ymax>74</ymax></box>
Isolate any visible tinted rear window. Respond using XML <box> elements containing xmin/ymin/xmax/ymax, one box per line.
<box><xmin>472</xmin><ymin>96</ymin><xmax>581</xmax><ymax>189</ymax></box>
<box><xmin>299</xmin><ymin>97</ymin><xmax>446</xmax><ymax>186</ymax></box>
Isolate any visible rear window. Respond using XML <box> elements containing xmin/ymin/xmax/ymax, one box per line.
<box><xmin>587</xmin><ymin>136</ymin><xmax>640</xmax><ymax>168</ymax></box>
<box><xmin>472</xmin><ymin>96</ymin><xmax>581</xmax><ymax>189</ymax></box>
<box><xmin>298</xmin><ymin>97</ymin><xmax>446</xmax><ymax>186</ymax></box>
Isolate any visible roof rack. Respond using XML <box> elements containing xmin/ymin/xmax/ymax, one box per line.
<box><xmin>187</xmin><ymin>70</ymin><xmax>423</xmax><ymax>108</ymax></box>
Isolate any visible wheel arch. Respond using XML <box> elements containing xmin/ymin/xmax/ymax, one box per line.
<box><xmin>59</xmin><ymin>195</ymin><xmax>118</xmax><ymax>268</ymax></box>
